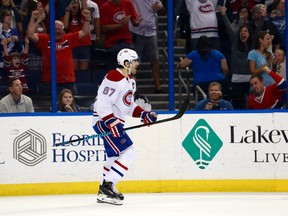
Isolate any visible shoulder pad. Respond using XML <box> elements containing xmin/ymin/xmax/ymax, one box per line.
<box><xmin>106</xmin><ymin>70</ymin><xmax>125</xmax><ymax>82</ymax></box>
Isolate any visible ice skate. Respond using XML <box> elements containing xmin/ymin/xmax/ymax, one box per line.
<box><xmin>97</xmin><ymin>181</ymin><xmax>124</xmax><ymax>205</ymax></box>
<box><xmin>111</xmin><ymin>184</ymin><xmax>124</xmax><ymax>200</ymax></box>
<box><xmin>97</xmin><ymin>192</ymin><xmax>123</xmax><ymax>205</ymax></box>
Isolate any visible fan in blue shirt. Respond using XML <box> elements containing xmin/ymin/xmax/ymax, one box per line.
<box><xmin>195</xmin><ymin>82</ymin><xmax>234</xmax><ymax>110</ymax></box>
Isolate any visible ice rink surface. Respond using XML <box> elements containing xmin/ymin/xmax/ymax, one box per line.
<box><xmin>0</xmin><ymin>193</ymin><xmax>288</xmax><ymax>216</ymax></box>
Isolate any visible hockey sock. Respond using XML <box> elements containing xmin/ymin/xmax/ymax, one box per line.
<box><xmin>101</xmin><ymin>156</ymin><xmax>117</xmax><ymax>183</ymax></box>
<box><xmin>104</xmin><ymin>146</ymin><xmax>136</xmax><ymax>185</ymax></box>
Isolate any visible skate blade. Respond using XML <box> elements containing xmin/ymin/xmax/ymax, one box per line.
<box><xmin>97</xmin><ymin>194</ymin><xmax>123</xmax><ymax>206</ymax></box>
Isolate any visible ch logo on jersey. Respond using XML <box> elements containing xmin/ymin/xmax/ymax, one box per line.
<box><xmin>199</xmin><ymin>4</ymin><xmax>213</xmax><ymax>13</ymax></box>
<box><xmin>48</xmin><ymin>40</ymin><xmax>69</xmax><ymax>50</ymax></box>
<box><xmin>123</xmin><ymin>90</ymin><xmax>133</xmax><ymax>106</ymax></box>
<box><xmin>10</xmin><ymin>69</ymin><xmax>24</xmax><ymax>77</ymax></box>
<box><xmin>114</xmin><ymin>11</ymin><xmax>125</xmax><ymax>23</ymax></box>
<box><xmin>182</xmin><ymin>119</ymin><xmax>223</xmax><ymax>169</ymax></box>
<box><xmin>13</xmin><ymin>129</ymin><xmax>47</xmax><ymax>166</ymax></box>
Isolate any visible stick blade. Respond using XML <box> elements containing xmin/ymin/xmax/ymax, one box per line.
<box><xmin>54</xmin><ymin>140</ymin><xmax>72</xmax><ymax>147</ymax></box>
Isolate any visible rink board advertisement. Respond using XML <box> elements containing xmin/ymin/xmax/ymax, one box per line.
<box><xmin>0</xmin><ymin>113</ymin><xmax>288</xmax><ymax>195</ymax></box>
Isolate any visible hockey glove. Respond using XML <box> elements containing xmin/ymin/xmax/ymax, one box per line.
<box><xmin>140</xmin><ymin>111</ymin><xmax>157</xmax><ymax>124</ymax></box>
<box><xmin>105</xmin><ymin>118</ymin><xmax>124</xmax><ymax>138</ymax></box>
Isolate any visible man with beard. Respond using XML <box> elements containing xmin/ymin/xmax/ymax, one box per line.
<box><xmin>26</xmin><ymin>8</ymin><xmax>91</xmax><ymax>95</ymax></box>
<box><xmin>248</xmin><ymin>66</ymin><xmax>286</xmax><ymax>109</ymax></box>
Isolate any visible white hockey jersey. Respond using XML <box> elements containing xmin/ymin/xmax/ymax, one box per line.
<box><xmin>185</xmin><ymin>0</ymin><xmax>219</xmax><ymax>39</ymax></box>
<box><xmin>92</xmin><ymin>69</ymin><xmax>139</xmax><ymax>126</ymax></box>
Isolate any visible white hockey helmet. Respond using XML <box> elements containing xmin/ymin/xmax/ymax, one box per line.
<box><xmin>117</xmin><ymin>48</ymin><xmax>139</xmax><ymax>68</ymax></box>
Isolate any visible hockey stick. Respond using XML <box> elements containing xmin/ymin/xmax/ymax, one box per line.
<box><xmin>54</xmin><ymin>96</ymin><xmax>190</xmax><ymax>147</ymax></box>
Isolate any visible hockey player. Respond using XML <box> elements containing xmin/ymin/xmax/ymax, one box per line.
<box><xmin>92</xmin><ymin>48</ymin><xmax>157</xmax><ymax>205</ymax></box>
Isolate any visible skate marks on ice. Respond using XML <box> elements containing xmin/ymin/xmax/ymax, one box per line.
<box><xmin>0</xmin><ymin>193</ymin><xmax>288</xmax><ymax>216</ymax></box>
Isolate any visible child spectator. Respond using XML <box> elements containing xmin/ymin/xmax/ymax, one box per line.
<box><xmin>0</xmin><ymin>0</ymin><xmax>23</xmax><ymax>38</ymax></box>
<box><xmin>0</xmin><ymin>8</ymin><xmax>24</xmax><ymax>54</ymax></box>
<box><xmin>273</xmin><ymin>48</ymin><xmax>286</xmax><ymax>80</ymax></box>
<box><xmin>2</xmin><ymin>36</ymin><xmax>29</xmax><ymax>93</ymax></box>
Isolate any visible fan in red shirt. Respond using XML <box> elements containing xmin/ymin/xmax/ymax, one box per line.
<box><xmin>248</xmin><ymin>66</ymin><xmax>287</xmax><ymax>109</ymax></box>
<box><xmin>100</xmin><ymin>0</ymin><xmax>141</xmax><ymax>49</ymax></box>
<box><xmin>100</xmin><ymin>0</ymin><xmax>141</xmax><ymax>70</ymax></box>
<box><xmin>26</xmin><ymin>9</ymin><xmax>91</xmax><ymax>94</ymax></box>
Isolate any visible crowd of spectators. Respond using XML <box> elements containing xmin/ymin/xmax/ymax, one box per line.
<box><xmin>176</xmin><ymin>0</ymin><xmax>286</xmax><ymax>110</ymax></box>
<box><xmin>0</xmin><ymin>0</ymin><xmax>286</xmax><ymax>113</ymax></box>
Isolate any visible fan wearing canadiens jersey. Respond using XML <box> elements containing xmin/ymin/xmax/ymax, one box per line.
<box><xmin>2</xmin><ymin>36</ymin><xmax>30</xmax><ymax>94</ymax></box>
<box><xmin>92</xmin><ymin>48</ymin><xmax>157</xmax><ymax>205</ymax></box>
<box><xmin>248</xmin><ymin>66</ymin><xmax>287</xmax><ymax>109</ymax></box>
